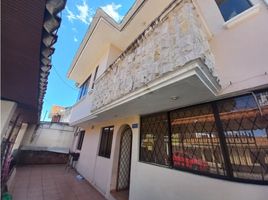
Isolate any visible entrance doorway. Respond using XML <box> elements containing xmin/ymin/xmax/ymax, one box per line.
<box><xmin>116</xmin><ymin>126</ymin><xmax>132</xmax><ymax>192</ymax></box>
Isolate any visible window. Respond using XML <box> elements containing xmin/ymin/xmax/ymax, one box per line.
<box><xmin>99</xmin><ymin>126</ymin><xmax>114</xmax><ymax>158</ymax></box>
<box><xmin>170</xmin><ymin>104</ymin><xmax>226</xmax><ymax>176</ymax></box>
<box><xmin>77</xmin><ymin>131</ymin><xmax>85</xmax><ymax>150</ymax></box>
<box><xmin>216</xmin><ymin>0</ymin><xmax>252</xmax><ymax>21</ymax></box>
<box><xmin>78</xmin><ymin>75</ymin><xmax>91</xmax><ymax>100</ymax></box>
<box><xmin>140</xmin><ymin>113</ymin><xmax>170</xmax><ymax>166</ymax></box>
<box><xmin>140</xmin><ymin>90</ymin><xmax>268</xmax><ymax>184</ymax></box>
<box><xmin>92</xmin><ymin>66</ymin><xmax>99</xmax><ymax>89</ymax></box>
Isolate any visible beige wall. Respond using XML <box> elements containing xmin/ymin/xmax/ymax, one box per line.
<box><xmin>1</xmin><ymin>100</ymin><xmax>17</xmax><ymax>140</ymax></box>
<box><xmin>196</xmin><ymin>0</ymin><xmax>268</xmax><ymax>95</ymax></box>
<box><xmin>21</xmin><ymin>122</ymin><xmax>75</xmax><ymax>153</ymax></box>
<box><xmin>74</xmin><ymin>116</ymin><xmax>139</xmax><ymax>199</ymax></box>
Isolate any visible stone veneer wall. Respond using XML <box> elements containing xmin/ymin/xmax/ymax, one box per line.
<box><xmin>92</xmin><ymin>2</ymin><xmax>215</xmax><ymax>111</ymax></box>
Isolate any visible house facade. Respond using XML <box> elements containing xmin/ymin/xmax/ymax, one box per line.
<box><xmin>67</xmin><ymin>0</ymin><xmax>268</xmax><ymax>200</ymax></box>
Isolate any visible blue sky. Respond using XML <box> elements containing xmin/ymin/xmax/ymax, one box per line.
<box><xmin>41</xmin><ymin>0</ymin><xmax>135</xmax><ymax>121</ymax></box>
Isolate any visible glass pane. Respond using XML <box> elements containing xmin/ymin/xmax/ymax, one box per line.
<box><xmin>140</xmin><ymin>113</ymin><xmax>170</xmax><ymax>166</ymax></box>
<box><xmin>216</xmin><ymin>0</ymin><xmax>252</xmax><ymax>21</ymax></box>
<box><xmin>217</xmin><ymin>91</ymin><xmax>268</xmax><ymax>181</ymax></box>
<box><xmin>170</xmin><ymin>104</ymin><xmax>227</xmax><ymax>175</ymax></box>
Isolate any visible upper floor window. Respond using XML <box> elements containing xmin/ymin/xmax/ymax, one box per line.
<box><xmin>78</xmin><ymin>75</ymin><xmax>91</xmax><ymax>100</ymax></box>
<box><xmin>216</xmin><ymin>0</ymin><xmax>252</xmax><ymax>21</ymax></box>
<box><xmin>99</xmin><ymin>126</ymin><xmax>114</xmax><ymax>158</ymax></box>
<box><xmin>140</xmin><ymin>90</ymin><xmax>268</xmax><ymax>184</ymax></box>
<box><xmin>92</xmin><ymin>66</ymin><xmax>99</xmax><ymax>90</ymax></box>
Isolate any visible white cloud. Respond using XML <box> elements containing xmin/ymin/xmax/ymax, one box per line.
<box><xmin>76</xmin><ymin>1</ymin><xmax>91</xmax><ymax>24</ymax></box>
<box><xmin>66</xmin><ymin>7</ymin><xmax>76</xmax><ymax>22</ymax></box>
<box><xmin>101</xmin><ymin>3</ymin><xmax>123</xmax><ymax>22</ymax></box>
<box><xmin>74</xmin><ymin>36</ymin><xmax>78</xmax><ymax>42</ymax></box>
<box><xmin>66</xmin><ymin>1</ymin><xmax>93</xmax><ymax>25</ymax></box>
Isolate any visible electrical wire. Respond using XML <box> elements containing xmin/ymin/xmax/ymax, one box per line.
<box><xmin>52</xmin><ymin>66</ymin><xmax>78</xmax><ymax>91</ymax></box>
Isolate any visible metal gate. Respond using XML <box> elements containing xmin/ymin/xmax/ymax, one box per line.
<box><xmin>117</xmin><ymin>127</ymin><xmax>132</xmax><ymax>191</ymax></box>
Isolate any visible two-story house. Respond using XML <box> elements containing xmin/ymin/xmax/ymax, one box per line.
<box><xmin>67</xmin><ymin>0</ymin><xmax>268</xmax><ymax>200</ymax></box>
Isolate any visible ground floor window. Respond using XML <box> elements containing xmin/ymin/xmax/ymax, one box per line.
<box><xmin>99</xmin><ymin>126</ymin><xmax>114</xmax><ymax>158</ymax></box>
<box><xmin>140</xmin><ymin>90</ymin><xmax>268</xmax><ymax>184</ymax></box>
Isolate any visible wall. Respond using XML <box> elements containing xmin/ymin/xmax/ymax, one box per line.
<box><xmin>21</xmin><ymin>122</ymin><xmax>75</xmax><ymax>153</ymax></box>
<box><xmin>74</xmin><ymin>116</ymin><xmax>139</xmax><ymax>199</ymax></box>
<box><xmin>74</xmin><ymin>113</ymin><xmax>268</xmax><ymax>200</ymax></box>
<box><xmin>12</xmin><ymin>123</ymin><xmax>28</xmax><ymax>152</ymax></box>
<box><xmin>1</xmin><ymin>100</ymin><xmax>17</xmax><ymax>140</ymax></box>
<box><xmin>196</xmin><ymin>0</ymin><xmax>268</xmax><ymax>95</ymax></box>
<box><xmin>130</xmin><ymin>162</ymin><xmax>268</xmax><ymax>200</ymax></box>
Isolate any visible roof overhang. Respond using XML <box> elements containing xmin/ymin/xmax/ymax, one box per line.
<box><xmin>67</xmin><ymin>0</ymin><xmax>177</xmax><ymax>84</ymax></box>
<box><xmin>1</xmin><ymin>0</ymin><xmax>66</xmax><ymax>123</ymax></box>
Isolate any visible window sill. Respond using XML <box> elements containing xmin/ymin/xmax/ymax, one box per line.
<box><xmin>223</xmin><ymin>4</ymin><xmax>260</xmax><ymax>29</ymax></box>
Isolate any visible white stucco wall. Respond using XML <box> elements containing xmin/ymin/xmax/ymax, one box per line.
<box><xmin>21</xmin><ymin>122</ymin><xmax>75</xmax><ymax>153</ymax></box>
<box><xmin>75</xmin><ymin>116</ymin><xmax>139</xmax><ymax>199</ymax></box>
<box><xmin>12</xmin><ymin>123</ymin><xmax>28</xmax><ymax>152</ymax></box>
<box><xmin>1</xmin><ymin>100</ymin><xmax>17</xmax><ymax>140</ymax></box>
<box><xmin>130</xmin><ymin>162</ymin><xmax>268</xmax><ymax>200</ymax></box>
<box><xmin>196</xmin><ymin>0</ymin><xmax>268</xmax><ymax>95</ymax></box>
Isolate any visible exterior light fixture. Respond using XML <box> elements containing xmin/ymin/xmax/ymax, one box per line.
<box><xmin>170</xmin><ymin>96</ymin><xmax>179</xmax><ymax>101</ymax></box>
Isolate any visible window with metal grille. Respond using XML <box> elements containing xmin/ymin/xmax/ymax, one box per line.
<box><xmin>140</xmin><ymin>90</ymin><xmax>268</xmax><ymax>184</ymax></box>
<box><xmin>170</xmin><ymin>104</ymin><xmax>227</xmax><ymax>176</ymax></box>
<box><xmin>140</xmin><ymin>113</ymin><xmax>170</xmax><ymax>166</ymax></box>
<box><xmin>99</xmin><ymin>126</ymin><xmax>114</xmax><ymax>158</ymax></box>
<box><xmin>77</xmin><ymin>131</ymin><xmax>85</xmax><ymax>150</ymax></box>
<box><xmin>217</xmin><ymin>92</ymin><xmax>268</xmax><ymax>181</ymax></box>
<box><xmin>215</xmin><ymin>0</ymin><xmax>252</xmax><ymax>21</ymax></box>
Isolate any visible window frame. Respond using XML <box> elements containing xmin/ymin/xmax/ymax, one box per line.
<box><xmin>77</xmin><ymin>130</ymin><xmax>85</xmax><ymax>150</ymax></box>
<box><xmin>98</xmin><ymin>126</ymin><xmax>114</xmax><ymax>158</ymax></box>
<box><xmin>92</xmin><ymin>66</ymin><xmax>99</xmax><ymax>90</ymax></box>
<box><xmin>139</xmin><ymin>89</ymin><xmax>268</xmax><ymax>185</ymax></box>
<box><xmin>215</xmin><ymin>0</ymin><xmax>253</xmax><ymax>22</ymax></box>
<box><xmin>78</xmin><ymin>75</ymin><xmax>91</xmax><ymax>100</ymax></box>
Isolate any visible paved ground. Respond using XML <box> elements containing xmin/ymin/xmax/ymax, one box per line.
<box><xmin>10</xmin><ymin>165</ymin><xmax>106</xmax><ymax>200</ymax></box>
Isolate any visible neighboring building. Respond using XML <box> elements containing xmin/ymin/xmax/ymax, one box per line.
<box><xmin>15</xmin><ymin>105</ymin><xmax>76</xmax><ymax>165</ymax></box>
<box><xmin>49</xmin><ymin>105</ymin><xmax>72</xmax><ymax>123</ymax></box>
<box><xmin>1</xmin><ymin>0</ymin><xmax>66</xmax><ymax>192</ymax></box>
<box><xmin>67</xmin><ymin>0</ymin><xmax>268</xmax><ymax>200</ymax></box>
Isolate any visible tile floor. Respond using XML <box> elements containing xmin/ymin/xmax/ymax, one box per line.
<box><xmin>10</xmin><ymin>164</ymin><xmax>106</xmax><ymax>200</ymax></box>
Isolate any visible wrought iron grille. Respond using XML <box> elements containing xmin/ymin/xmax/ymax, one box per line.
<box><xmin>217</xmin><ymin>92</ymin><xmax>268</xmax><ymax>181</ymax></box>
<box><xmin>140</xmin><ymin>90</ymin><xmax>268</xmax><ymax>183</ymax></box>
<box><xmin>140</xmin><ymin>113</ymin><xmax>170</xmax><ymax>166</ymax></box>
<box><xmin>117</xmin><ymin>127</ymin><xmax>132</xmax><ymax>191</ymax></box>
<box><xmin>170</xmin><ymin>104</ymin><xmax>226</xmax><ymax>175</ymax></box>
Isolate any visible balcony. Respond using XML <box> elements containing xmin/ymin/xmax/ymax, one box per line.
<box><xmin>70</xmin><ymin>2</ymin><xmax>221</xmax><ymax>125</ymax></box>
<box><xmin>69</xmin><ymin>92</ymin><xmax>95</xmax><ymax>126</ymax></box>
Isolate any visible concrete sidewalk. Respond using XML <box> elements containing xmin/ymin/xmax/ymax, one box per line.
<box><xmin>10</xmin><ymin>165</ymin><xmax>105</xmax><ymax>200</ymax></box>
